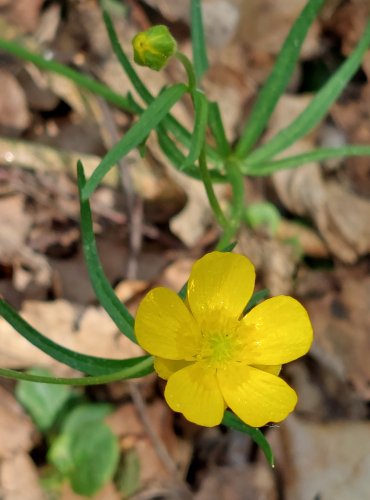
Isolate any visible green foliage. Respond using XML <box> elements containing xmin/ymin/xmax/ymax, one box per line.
<box><xmin>116</xmin><ymin>448</ymin><xmax>141</xmax><ymax>497</ymax></box>
<box><xmin>16</xmin><ymin>368</ymin><xmax>71</xmax><ymax>431</ymax></box>
<box><xmin>77</xmin><ymin>163</ymin><xmax>136</xmax><ymax>342</ymax></box>
<box><xmin>49</xmin><ymin>404</ymin><xmax>119</xmax><ymax>496</ymax></box>
<box><xmin>190</xmin><ymin>0</ymin><xmax>209</xmax><ymax>82</ymax></box>
<box><xmin>1</xmin><ymin>0</ymin><xmax>370</xmax><ymax>469</ymax></box>
<box><xmin>244</xmin><ymin>202</ymin><xmax>282</xmax><ymax>234</ymax></box>
<box><xmin>235</xmin><ymin>0</ymin><xmax>325</xmax><ymax>157</ymax></box>
<box><xmin>222</xmin><ymin>411</ymin><xmax>274</xmax><ymax>466</ymax></box>
<box><xmin>81</xmin><ymin>83</ymin><xmax>187</xmax><ymax>199</ymax></box>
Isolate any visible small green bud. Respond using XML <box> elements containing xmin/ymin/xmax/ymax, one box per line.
<box><xmin>132</xmin><ymin>25</ymin><xmax>177</xmax><ymax>71</ymax></box>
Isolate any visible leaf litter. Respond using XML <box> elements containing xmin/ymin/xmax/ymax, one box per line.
<box><xmin>0</xmin><ymin>0</ymin><xmax>369</xmax><ymax>498</ymax></box>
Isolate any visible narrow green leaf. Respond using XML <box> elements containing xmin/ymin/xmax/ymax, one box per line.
<box><xmin>208</xmin><ymin>101</ymin><xmax>231</xmax><ymax>157</ymax></box>
<box><xmin>0</xmin><ymin>38</ymin><xmax>139</xmax><ymax>114</ymax></box>
<box><xmin>0</xmin><ymin>356</ymin><xmax>154</xmax><ymax>385</ymax></box>
<box><xmin>235</xmin><ymin>0</ymin><xmax>325</xmax><ymax>157</ymax></box>
<box><xmin>191</xmin><ymin>0</ymin><xmax>209</xmax><ymax>81</ymax></box>
<box><xmin>102</xmin><ymin>13</ymin><xmax>221</xmax><ymax>169</ymax></box>
<box><xmin>245</xmin><ymin>20</ymin><xmax>370</xmax><ymax>165</ymax></box>
<box><xmin>157</xmin><ymin>126</ymin><xmax>226</xmax><ymax>182</ymax></box>
<box><xmin>81</xmin><ymin>83</ymin><xmax>187</xmax><ymax>199</ymax></box>
<box><xmin>244</xmin><ymin>288</ymin><xmax>270</xmax><ymax>314</ymax></box>
<box><xmin>181</xmin><ymin>90</ymin><xmax>208</xmax><ymax>170</ymax></box>
<box><xmin>0</xmin><ymin>298</ymin><xmax>143</xmax><ymax>375</ymax></box>
<box><xmin>16</xmin><ymin>368</ymin><xmax>71</xmax><ymax>431</ymax></box>
<box><xmin>77</xmin><ymin>162</ymin><xmax>136</xmax><ymax>342</ymax></box>
<box><xmin>242</xmin><ymin>145</ymin><xmax>370</xmax><ymax>175</ymax></box>
<box><xmin>222</xmin><ymin>410</ymin><xmax>274</xmax><ymax>466</ymax></box>
<box><xmin>0</xmin><ymin>36</ymin><xmax>223</xmax><ymax>173</ymax></box>
<box><xmin>103</xmin><ymin>11</ymin><xmax>152</xmax><ymax>104</ymax></box>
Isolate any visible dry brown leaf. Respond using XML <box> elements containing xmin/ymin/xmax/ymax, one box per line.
<box><xmin>0</xmin><ymin>299</ymin><xmax>142</xmax><ymax>372</ymax></box>
<box><xmin>237</xmin><ymin>230</ymin><xmax>299</xmax><ymax>296</ymax></box>
<box><xmin>265</xmin><ymin>95</ymin><xmax>370</xmax><ymax>263</ymax></box>
<box><xmin>0</xmin><ymin>386</ymin><xmax>37</xmax><ymax>460</ymax></box>
<box><xmin>276</xmin><ymin>415</ymin><xmax>370</xmax><ymax>500</ymax></box>
<box><xmin>0</xmin><ymin>70</ymin><xmax>30</xmax><ymax>134</ymax></box>
<box><xmin>195</xmin><ymin>463</ymin><xmax>277</xmax><ymax>500</ymax></box>
<box><xmin>0</xmin><ymin>138</ymin><xmax>116</xmax><ymax>187</ymax></box>
<box><xmin>5</xmin><ymin>0</ymin><xmax>43</xmax><ymax>32</ymax></box>
<box><xmin>107</xmin><ymin>400</ymin><xmax>192</xmax><ymax>491</ymax></box>
<box><xmin>0</xmin><ymin>194</ymin><xmax>52</xmax><ymax>292</ymax></box>
<box><xmin>304</xmin><ymin>271</ymin><xmax>370</xmax><ymax>400</ymax></box>
<box><xmin>0</xmin><ymin>453</ymin><xmax>45</xmax><ymax>500</ymax></box>
<box><xmin>239</xmin><ymin>0</ymin><xmax>321</xmax><ymax>58</ymax></box>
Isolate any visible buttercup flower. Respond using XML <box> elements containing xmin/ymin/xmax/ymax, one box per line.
<box><xmin>135</xmin><ymin>252</ymin><xmax>313</xmax><ymax>427</ymax></box>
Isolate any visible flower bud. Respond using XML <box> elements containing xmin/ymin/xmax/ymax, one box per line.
<box><xmin>132</xmin><ymin>25</ymin><xmax>177</xmax><ymax>71</ymax></box>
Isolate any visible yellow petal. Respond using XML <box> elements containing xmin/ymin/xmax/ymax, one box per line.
<box><xmin>239</xmin><ymin>296</ymin><xmax>313</xmax><ymax>365</ymax></box>
<box><xmin>164</xmin><ymin>362</ymin><xmax>224</xmax><ymax>427</ymax></box>
<box><xmin>154</xmin><ymin>357</ymin><xmax>193</xmax><ymax>380</ymax></box>
<box><xmin>218</xmin><ymin>364</ymin><xmax>297</xmax><ymax>427</ymax></box>
<box><xmin>135</xmin><ymin>287</ymin><xmax>201</xmax><ymax>359</ymax></box>
<box><xmin>187</xmin><ymin>252</ymin><xmax>255</xmax><ymax>326</ymax></box>
<box><xmin>253</xmin><ymin>364</ymin><xmax>282</xmax><ymax>376</ymax></box>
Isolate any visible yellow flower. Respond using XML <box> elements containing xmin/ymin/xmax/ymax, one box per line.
<box><xmin>135</xmin><ymin>252</ymin><xmax>313</xmax><ymax>427</ymax></box>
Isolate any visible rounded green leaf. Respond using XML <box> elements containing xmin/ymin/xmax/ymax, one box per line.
<box><xmin>69</xmin><ymin>421</ymin><xmax>119</xmax><ymax>496</ymax></box>
<box><xmin>16</xmin><ymin>368</ymin><xmax>71</xmax><ymax>431</ymax></box>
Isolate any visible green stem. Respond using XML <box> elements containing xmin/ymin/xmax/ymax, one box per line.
<box><xmin>175</xmin><ymin>51</ymin><xmax>197</xmax><ymax>95</ymax></box>
<box><xmin>199</xmin><ymin>147</ymin><xmax>228</xmax><ymax>228</ymax></box>
<box><xmin>0</xmin><ymin>357</ymin><xmax>154</xmax><ymax>386</ymax></box>
<box><xmin>216</xmin><ymin>158</ymin><xmax>245</xmax><ymax>249</ymax></box>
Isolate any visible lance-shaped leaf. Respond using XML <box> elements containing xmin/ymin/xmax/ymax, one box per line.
<box><xmin>81</xmin><ymin>83</ymin><xmax>187</xmax><ymax>199</ymax></box>
<box><xmin>222</xmin><ymin>410</ymin><xmax>274</xmax><ymax>466</ymax></box>
<box><xmin>0</xmin><ymin>38</ymin><xmax>139</xmax><ymax>113</ymax></box>
<box><xmin>235</xmin><ymin>0</ymin><xmax>325</xmax><ymax>157</ymax></box>
<box><xmin>242</xmin><ymin>145</ymin><xmax>370</xmax><ymax>175</ymax></box>
<box><xmin>77</xmin><ymin>162</ymin><xmax>136</xmax><ymax>343</ymax></box>
<box><xmin>208</xmin><ymin>101</ymin><xmax>230</xmax><ymax>158</ymax></box>
<box><xmin>191</xmin><ymin>0</ymin><xmax>209</xmax><ymax>82</ymax></box>
<box><xmin>244</xmin><ymin>20</ymin><xmax>370</xmax><ymax>165</ymax></box>
<box><xmin>0</xmin><ymin>298</ymin><xmax>145</xmax><ymax>375</ymax></box>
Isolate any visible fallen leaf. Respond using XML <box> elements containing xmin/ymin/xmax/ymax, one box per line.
<box><xmin>304</xmin><ymin>270</ymin><xmax>370</xmax><ymax>400</ymax></box>
<box><xmin>0</xmin><ymin>299</ymin><xmax>142</xmax><ymax>372</ymax></box>
<box><xmin>267</xmin><ymin>95</ymin><xmax>370</xmax><ymax>263</ymax></box>
<box><xmin>0</xmin><ymin>70</ymin><xmax>30</xmax><ymax>134</ymax></box>
<box><xmin>195</xmin><ymin>463</ymin><xmax>277</xmax><ymax>500</ymax></box>
<box><xmin>277</xmin><ymin>415</ymin><xmax>370</xmax><ymax>500</ymax></box>
<box><xmin>0</xmin><ymin>386</ymin><xmax>37</xmax><ymax>459</ymax></box>
<box><xmin>0</xmin><ymin>453</ymin><xmax>45</xmax><ymax>500</ymax></box>
<box><xmin>107</xmin><ymin>400</ymin><xmax>192</xmax><ymax>491</ymax></box>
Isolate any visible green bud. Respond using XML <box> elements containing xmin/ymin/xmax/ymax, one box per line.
<box><xmin>132</xmin><ymin>25</ymin><xmax>177</xmax><ymax>71</ymax></box>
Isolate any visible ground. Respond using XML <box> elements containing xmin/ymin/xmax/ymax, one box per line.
<box><xmin>0</xmin><ymin>0</ymin><xmax>370</xmax><ymax>499</ymax></box>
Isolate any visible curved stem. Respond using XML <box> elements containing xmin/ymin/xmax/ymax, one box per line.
<box><xmin>216</xmin><ymin>158</ymin><xmax>245</xmax><ymax>249</ymax></box>
<box><xmin>199</xmin><ymin>147</ymin><xmax>228</xmax><ymax>228</ymax></box>
<box><xmin>0</xmin><ymin>356</ymin><xmax>154</xmax><ymax>386</ymax></box>
<box><xmin>175</xmin><ymin>51</ymin><xmax>197</xmax><ymax>94</ymax></box>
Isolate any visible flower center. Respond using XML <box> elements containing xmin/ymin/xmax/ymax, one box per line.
<box><xmin>197</xmin><ymin>321</ymin><xmax>241</xmax><ymax>368</ymax></box>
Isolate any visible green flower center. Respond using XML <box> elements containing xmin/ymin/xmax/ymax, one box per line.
<box><xmin>197</xmin><ymin>322</ymin><xmax>241</xmax><ymax>368</ymax></box>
